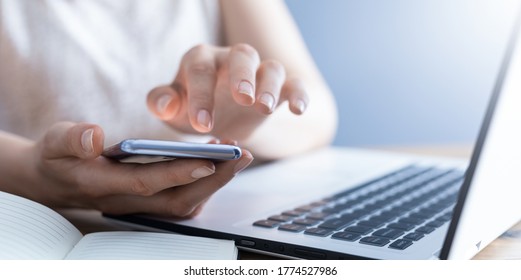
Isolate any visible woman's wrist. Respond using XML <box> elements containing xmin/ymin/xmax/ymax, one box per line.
<box><xmin>0</xmin><ymin>131</ymin><xmax>41</xmax><ymax>200</ymax></box>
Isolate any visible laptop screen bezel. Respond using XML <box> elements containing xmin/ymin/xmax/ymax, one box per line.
<box><xmin>439</xmin><ymin>9</ymin><xmax>521</xmax><ymax>260</ymax></box>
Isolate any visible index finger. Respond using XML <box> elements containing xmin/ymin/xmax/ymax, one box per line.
<box><xmin>98</xmin><ymin>150</ymin><xmax>254</xmax><ymax>217</ymax></box>
<box><xmin>228</xmin><ymin>44</ymin><xmax>260</xmax><ymax>106</ymax></box>
<box><xmin>75</xmin><ymin>158</ymin><xmax>216</xmax><ymax>197</ymax></box>
<box><xmin>182</xmin><ymin>45</ymin><xmax>218</xmax><ymax>133</ymax></box>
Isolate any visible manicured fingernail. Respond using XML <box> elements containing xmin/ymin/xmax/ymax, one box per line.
<box><xmin>294</xmin><ymin>99</ymin><xmax>307</xmax><ymax>114</ymax></box>
<box><xmin>156</xmin><ymin>94</ymin><xmax>172</xmax><ymax>115</ymax></box>
<box><xmin>259</xmin><ymin>92</ymin><xmax>275</xmax><ymax>113</ymax></box>
<box><xmin>234</xmin><ymin>152</ymin><xmax>254</xmax><ymax>174</ymax></box>
<box><xmin>238</xmin><ymin>80</ymin><xmax>254</xmax><ymax>102</ymax></box>
<box><xmin>197</xmin><ymin>109</ymin><xmax>212</xmax><ymax>130</ymax></box>
<box><xmin>81</xmin><ymin>129</ymin><xmax>94</xmax><ymax>154</ymax></box>
<box><xmin>191</xmin><ymin>166</ymin><xmax>215</xmax><ymax>179</ymax></box>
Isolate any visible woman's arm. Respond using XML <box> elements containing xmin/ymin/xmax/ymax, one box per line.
<box><xmin>220</xmin><ymin>0</ymin><xmax>338</xmax><ymax>159</ymax></box>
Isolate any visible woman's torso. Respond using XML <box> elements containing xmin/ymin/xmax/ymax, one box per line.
<box><xmin>0</xmin><ymin>0</ymin><xmax>221</xmax><ymax>144</ymax></box>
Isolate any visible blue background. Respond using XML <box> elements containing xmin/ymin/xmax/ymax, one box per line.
<box><xmin>285</xmin><ymin>0</ymin><xmax>518</xmax><ymax>147</ymax></box>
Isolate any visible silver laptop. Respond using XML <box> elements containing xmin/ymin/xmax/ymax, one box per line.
<box><xmin>107</xmin><ymin>10</ymin><xmax>521</xmax><ymax>260</ymax></box>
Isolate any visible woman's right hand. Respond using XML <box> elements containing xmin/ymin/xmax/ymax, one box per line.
<box><xmin>21</xmin><ymin>122</ymin><xmax>253</xmax><ymax>217</ymax></box>
<box><xmin>147</xmin><ymin>43</ymin><xmax>309</xmax><ymax>143</ymax></box>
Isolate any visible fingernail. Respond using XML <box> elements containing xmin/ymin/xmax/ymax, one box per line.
<box><xmin>234</xmin><ymin>152</ymin><xmax>254</xmax><ymax>174</ymax></box>
<box><xmin>238</xmin><ymin>80</ymin><xmax>254</xmax><ymax>102</ymax></box>
<box><xmin>191</xmin><ymin>166</ymin><xmax>215</xmax><ymax>179</ymax></box>
<box><xmin>197</xmin><ymin>109</ymin><xmax>212</xmax><ymax>130</ymax></box>
<box><xmin>259</xmin><ymin>92</ymin><xmax>275</xmax><ymax>113</ymax></box>
<box><xmin>294</xmin><ymin>99</ymin><xmax>307</xmax><ymax>114</ymax></box>
<box><xmin>156</xmin><ymin>94</ymin><xmax>173</xmax><ymax>115</ymax></box>
<box><xmin>81</xmin><ymin>129</ymin><xmax>94</xmax><ymax>154</ymax></box>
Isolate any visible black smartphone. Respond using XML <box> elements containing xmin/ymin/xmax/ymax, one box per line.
<box><xmin>102</xmin><ymin>139</ymin><xmax>242</xmax><ymax>163</ymax></box>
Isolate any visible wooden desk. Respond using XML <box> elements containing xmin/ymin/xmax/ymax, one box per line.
<box><xmin>58</xmin><ymin>145</ymin><xmax>521</xmax><ymax>260</ymax></box>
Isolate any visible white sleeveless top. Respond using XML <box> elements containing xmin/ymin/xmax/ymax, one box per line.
<box><xmin>0</xmin><ymin>0</ymin><xmax>221</xmax><ymax>145</ymax></box>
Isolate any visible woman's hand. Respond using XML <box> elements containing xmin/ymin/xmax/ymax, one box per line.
<box><xmin>146</xmin><ymin>43</ymin><xmax>309</xmax><ymax>142</ymax></box>
<box><xmin>22</xmin><ymin>122</ymin><xmax>253</xmax><ymax>217</ymax></box>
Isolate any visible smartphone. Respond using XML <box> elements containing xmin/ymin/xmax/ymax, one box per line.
<box><xmin>102</xmin><ymin>139</ymin><xmax>242</xmax><ymax>163</ymax></box>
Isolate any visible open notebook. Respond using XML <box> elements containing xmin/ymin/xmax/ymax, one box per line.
<box><xmin>0</xmin><ymin>191</ymin><xmax>237</xmax><ymax>260</ymax></box>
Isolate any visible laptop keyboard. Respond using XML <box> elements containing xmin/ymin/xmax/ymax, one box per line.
<box><xmin>252</xmin><ymin>165</ymin><xmax>464</xmax><ymax>250</ymax></box>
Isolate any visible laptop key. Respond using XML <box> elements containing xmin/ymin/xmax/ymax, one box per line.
<box><xmin>379</xmin><ymin>209</ymin><xmax>406</xmax><ymax>218</ymax></box>
<box><xmin>310</xmin><ymin>200</ymin><xmax>329</xmax><ymax>207</ymax></box>
<box><xmin>349</xmin><ymin>208</ymin><xmax>371</xmax><ymax>218</ymax></box>
<box><xmin>322</xmin><ymin>202</ymin><xmax>352</xmax><ymax>213</ymax></box>
<box><xmin>387</xmin><ymin>222</ymin><xmax>415</xmax><ymax>231</ymax></box>
<box><xmin>269</xmin><ymin>215</ymin><xmax>294</xmax><ymax>222</ymax></box>
<box><xmin>344</xmin><ymin>225</ymin><xmax>373</xmax><ymax>235</ymax></box>
<box><xmin>403</xmin><ymin>232</ymin><xmax>425</xmax><ymax>241</ymax></box>
<box><xmin>279</xmin><ymin>224</ymin><xmax>307</xmax><ymax>232</ymax></box>
<box><xmin>399</xmin><ymin>217</ymin><xmax>425</xmax><ymax>225</ymax></box>
<box><xmin>408</xmin><ymin>213</ymin><xmax>432</xmax><ymax>220</ymax></box>
<box><xmin>389</xmin><ymin>239</ymin><xmax>413</xmax><ymax>250</ymax></box>
<box><xmin>293</xmin><ymin>219</ymin><xmax>320</xmax><ymax>226</ymax></box>
<box><xmin>282</xmin><ymin>210</ymin><xmax>304</xmax><ymax>217</ymax></box>
<box><xmin>370</xmin><ymin>214</ymin><xmax>396</xmax><ymax>223</ymax></box>
<box><xmin>253</xmin><ymin>220</ymin><xmax>279</xmax><ymax>228</ymax></box>
<box><xmin>304</xmin><ymin>227</ymin><xmax>334</xmax><ymax>237</ymax></box>
<box><xmin>363</xmin><ymin>202</ymin><xmax>384</xmax><ymax>212</ymax></box>
<box><xmin>416</xmin><ymin>226</ymin><xmax>436</xmax><ymax>234</ymax></box>
<box><xmin>295</xmin><ymin>204</ymin><xmax>317</xmax><ymax>212</ymax></box>
<box><xmin>331</xmin><ymin>232</ymin><xmax>361</xmax><ymax>242</ymax></box>
<box><xmin>306</xmin><ymin>212</ymin><xmax>332</xmax><ymax>220</ymax></box>
<box><xmin>318</xmin><ymin>217</ymin><xmax>357</xmax><ymax>230</ymax></box>
<box><xmin>418</xmin><ymin>207</ymin><xmax>442</xmax><ymax>215</ymax></box>
<box><xmin>359</xmin><ymin>236</ymin><xmax>390</xmax><ymax>247</ymax></box>
<box><xmin>426</xmin><ymin>220</ymin><xmax>446</xmax><ymax>228</ymax></box>
<box><xmin>357</xmin><ymin>218</ymin><xmax>386</xmax><ymax>228</ymax></box>
<box><xmin>372</xmin><ymin>228</ymin><xmax>405</xmax><ymax>239</ymax></box>
<box><xmin>437</xmin><ymin>213</ymin><xmax>453</xmax><ymax>222</ymax></box>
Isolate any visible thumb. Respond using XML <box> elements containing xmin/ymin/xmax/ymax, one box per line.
<box><xmin>41</xmin><ymin>122</ymin><xmax>104</xmax><ymax>160</ymax></box>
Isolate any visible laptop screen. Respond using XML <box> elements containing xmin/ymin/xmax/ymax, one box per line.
<box><xmin>440</xmin><ymin>6</ymin><xmax>521</xmax><ymax>259</ymax></box>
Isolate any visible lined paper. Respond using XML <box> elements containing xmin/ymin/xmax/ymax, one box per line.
<box><xmin>0</xmin><ymin>191</ymin><xmax>236</xmax><ymax>260</ymax></box>
<box><xmin>0</xmin><ymin>191</ymin><xmax>82</xmax><ymax>259</ymax></box>
<box><xmin>66</xmin><ymin>231</ymin><xmax>237</xmax><ymax>260</ymax></box>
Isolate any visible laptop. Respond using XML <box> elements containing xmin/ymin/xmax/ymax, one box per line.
<box><xmin>106</xmin><ymin>10</ymin><xmax>521</xmax><ymax>260</ymax></box>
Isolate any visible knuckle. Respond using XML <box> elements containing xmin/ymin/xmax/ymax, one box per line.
<box><xmin>286</xmin><ymin>77</ymin><xmax>304</xmax><ymax>89</ymax></box>
<box><xmin>165</xmin><ymin>200</ymin><xmax>195</xmax><ymax>217</ymax></box>
<box><xmin>184</xmin><ymin>44</ymin><xmax>212</xmax><ymax>61</ymax></box>
<box><xmin>234</xmin><ymin>67</ymin><xmax>254</xmax><ymax>81</ymax></box>
<box><xmin>189</xmin><ymin>91</ymin><xmax>212</xmax><ymax>106</ymax></box>
<box><xmin>283</xmin><ymin>77</ymin><xmax>305</xmax><ymax>96</ymax></box>
<box><xmin>184</xmin><ymin>207</ymin><xmax>203</xmax><ymax>219</ymax></box>
<box><xmin>187</xmin><ymin>62</ymin><xmax>216</xmax><ymax>77</ymax></box>
<box><xmin>69</xmin><ymin>173</ymin><xmax>102</xmax><ymax>198</ymax></box>
<box><xmin>130</xmin><ymin>177</ymin><xmax>155</xmax><ymax>196</ymax></box>
<box><xmin>40</xmin><ymin>134</ymin><xmax>55</xmax><ymax>156</ymax></box>
<box><xmin>76</xmin><ymin>182</ymin><xmax>103</xmax><ymax>198</ymax></box>
<box><xmin>262</xmin><ymin>59</ymin><xmax>285</xmax><ymax>75</ymax></box>
<box><xmin>232</xmin><ymin>43</ymin><xmax>259</xmax><ymax>60</ymax></box>
<box><xmin>163</xmin><ymin>170</ymin><xmax>185</xmax><ymax>187</ymax></box>
<box><xmin>208</xmin><ymin>174</ymin><xmax>232</xmax><ymax>190</ymax></box>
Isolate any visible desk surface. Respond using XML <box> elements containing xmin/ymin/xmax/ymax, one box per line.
<box><xmin>58</xmin><ymin>145</ymin><xmax>521</xmax><ymax>260</ymax></box>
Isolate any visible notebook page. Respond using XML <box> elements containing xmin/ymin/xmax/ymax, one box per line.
<box><xmin>0</xmin><ymin>191</ymin><xmax>83</xmax><ymax>259</ymax></box>
<box><xmin>65</xmin><ymin>231</ymin><xmax>238</xmax><ymax>260</ymax></box>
